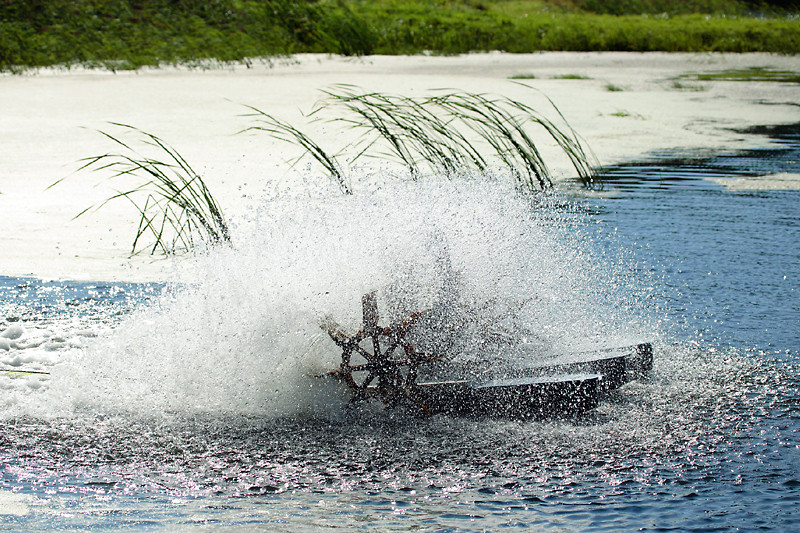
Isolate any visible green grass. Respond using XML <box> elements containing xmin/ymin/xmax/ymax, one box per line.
<box><xmin>245</xmin><ymin>85</ymin><xmax>600</xmax><ymax>192</ymax></box>
<box><xmin>671</xmin><ymin>80</ymin><xmax>708</xmax><ymax>91</ymax></box>
<box><xmin>571</xmin><ymin>0</ymin><xmax>799</xmax><ymax>16</ymax></box>
<box><xmin>681</xmin><ymin>67</ymin><xmax>800</xmax><ymax>82</ymax></box>
<box><xmin>508</xmin><ymin>72</ymin><xmax>593</xmax><ymax>80</ymax></box>
<box><xmin>53</xmin><ymin>124</ymin><xmax>231</xmax><ymax>255</ymax></box>
<box><xmin>2</xmin><ymin>1</ymin><xmax>799</xmax><ymax>72</ymax></box>
<box><xmin>61</xmin><ymin>88</ymin><xmax>600</xmax><ymax>254</ymax></box>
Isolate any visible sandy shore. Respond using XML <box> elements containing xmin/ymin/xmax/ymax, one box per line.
<box><xmin>2</xmin><ymin>52</ymin><xmax>799</xmax><ymax>282</ymax></box>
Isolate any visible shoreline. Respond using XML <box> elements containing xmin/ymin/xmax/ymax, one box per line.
<box><xmin>2</xmin><ymin>52</ymin><xmax>799</xmax><ymax>282</ymax></box>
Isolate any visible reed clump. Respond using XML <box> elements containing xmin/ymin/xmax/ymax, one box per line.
<box><xmin>57</xmin><ymin>124</ymin><xmax>230</xmax><ymax>256</ymax></box>
<box><xmin>244</xmin><ymin>85</ymin><xmax>599</xmax><ymax>194</ymax></box>
<box><xmin>68</xmin><ymin>87</ymin><xmax>598</xmax><ymax>254</ymax></box>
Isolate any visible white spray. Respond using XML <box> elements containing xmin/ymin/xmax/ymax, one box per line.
<box><xmin>34</xmin><ymin>174</ymin><xmax>653</xmax><ymax>419</ymax></box>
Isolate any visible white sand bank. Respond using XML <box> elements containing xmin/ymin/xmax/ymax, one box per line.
<box><xmin>2</xmin><ymin>52</ymin><xmax>799</xmax><ymax>282</ymax></box>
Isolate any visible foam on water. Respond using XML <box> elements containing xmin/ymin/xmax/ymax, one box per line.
<box><xmin>9</xmin><ymin>173</ymin><xmax>655</xmax><ymax>420</ymax></box>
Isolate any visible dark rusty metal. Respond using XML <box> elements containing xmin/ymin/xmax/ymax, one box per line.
<box><xmin>320</xmin><ymin>291</ymin><xmax>436</xmax><ymax>411</ymax></box>
<box><xmin>320</xmin><ymin>291</ymin><xmax>654</xmax><ymax>418</ymax></box>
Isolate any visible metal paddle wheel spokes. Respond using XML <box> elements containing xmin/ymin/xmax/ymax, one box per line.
<box><xmin>318</xmin><ymin>291</ymin><xmax>655</xmax><ymax>419</ymax></box>
<box><xmin>320</xmin><ymin>291</ymin><xmax>436</xmax><ymax>412</ymax></box>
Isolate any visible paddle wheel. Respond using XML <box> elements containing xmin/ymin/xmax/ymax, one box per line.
<box><xmin>320</xmin><ymin>291</ymin><xmax>438</xmax><ymax>412</ymax></box>
<box><xmin>320</xmin><ymin>291</ymin><xmax>653</xmax><ymax>419</ymax></box>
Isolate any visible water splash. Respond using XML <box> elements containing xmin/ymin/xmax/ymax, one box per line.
<box><xmin>3</xmin><ymin>155</ymin><xmax>799</xmax><ymax>533</ymax></box>
<box><xmin>22</xmin><ymin>174</ymin><xmax>655</xmax><ymax>419</ymax></box>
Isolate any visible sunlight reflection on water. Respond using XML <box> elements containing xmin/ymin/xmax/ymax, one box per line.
<box><xmin>2</xmin><ymin>131</ymin><xmax>800</xmax><ymax>531</ymax></box>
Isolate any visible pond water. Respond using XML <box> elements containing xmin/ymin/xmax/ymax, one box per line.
<box><xmin>1</xmin><ymin>126</ymin><xmax>799</xmax><ymax>531</ymax></box>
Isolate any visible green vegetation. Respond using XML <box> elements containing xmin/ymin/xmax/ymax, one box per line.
<box><xmin>0</xmin><ymin>369</ymin><xmax>50</xmax><ymax>378</ymax></box>
<box><xmin>681</xmin><ymin>66</ymin><xmax>800</xmax><ymax>82</ymax></box>
<box><xmin>54</xmin><ymin>124</ymin><xmax>231</xmax><ymax>255</ymax></box>
<box><xmin>245</xmin><ymin>85</ymin><xmax>599</xmax><ymax>192</ymax></box>
<box><xmin>573</xmin><ymin>0</ymin><xmax>799</xmax><ymax>16</ymax></box>
<box><xmin>671</xmin><ymin>80</ymin><xmax>708</xmax><ymax>91</ymax></box>
<box><xmin>2</xmin><ymin>0</ymin><xmax>799</xmax><ymax>72</ymax></box>
<box><xmin>0</xmin><ymin>0</ymin><xmax>378</xmax><ymax>71</ymax></box>
<box><xmin>507</xmin><ymin>72</ymin><xmax>595</xmax><ymax>80</ymax></box>
<box><xmin>64</xmin><ymin>88</ymin><xmax>599</xmax><ymax>254</ymax></box>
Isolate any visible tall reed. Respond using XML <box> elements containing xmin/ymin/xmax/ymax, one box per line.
<box><xmin>66</xmin><ymin>87</ymin><xmax>598</xmax><ymax>255</ymax></box>
<box><xmin>246</xmin><ymin>85</ymin><xmax>600</xmax><ymax>192</ymax></box>
<box><xmin>56</xmin><ymin>124</ymin><xmax>231</xmax><ymax>255</ymax></box>
<box><xmin>241</xmin><ymin>106</ymin><xmax>352</xmax><ymax>195</ymax></box>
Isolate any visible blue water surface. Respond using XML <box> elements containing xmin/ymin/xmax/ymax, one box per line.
<box><xmin>2</xmin><ymin>127</ymin><xmax>799</xmax><ymax>532</ymax></box>
<box><xmin>595</xmin><ymin>130</ymin><xmax>800</xmax><ymax>355</ymax></box>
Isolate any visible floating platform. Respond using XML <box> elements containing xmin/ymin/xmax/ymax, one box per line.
<box><xmin>321</xmin><ymin>291</ymin><xmax>653</xmax><ymax>419</ymax></box>
<box><xmin>417</xmin><ymin>373</ymin><xmax>601</xmax><ymax>419</ymax></box>
<box><xmin>409</xmin><ymin>343</ymin><xmax>651</xmax><ymax>419</ymax></box>
<box><xmin>518</xmin><ymin>342</ymin><xmax>654</xmax><ymax>392</ymax></box>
